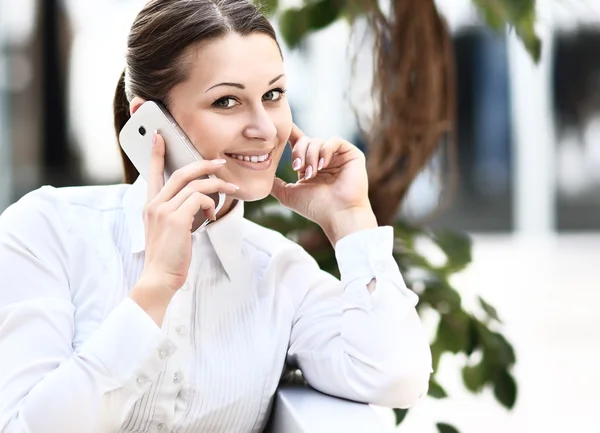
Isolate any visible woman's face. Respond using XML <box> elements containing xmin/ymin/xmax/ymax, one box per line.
<box><xmin>168</xmin><ymin>33</ymin><xmax>292</xmax><ymax>202</ymax></box>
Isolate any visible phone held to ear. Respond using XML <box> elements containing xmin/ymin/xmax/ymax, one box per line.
<box><xmin>119</xmin><ymin>101</ymin><xmax>225</xmax><ymax>227</ymax></box>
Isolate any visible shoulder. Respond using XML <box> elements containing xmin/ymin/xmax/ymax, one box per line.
<box><xmin>0</xmin><ymin>183</ymin><xmax>130</xmax><ymax>241</ymax></box>
<box><xmin>241</xmin><ymin>217</ymin><xmax>319</xmax><ymax>269</ymax></box>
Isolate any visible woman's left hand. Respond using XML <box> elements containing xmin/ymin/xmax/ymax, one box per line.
<box><xmin>270</xmin><ymin>124</ymin><xmax>378</xmax><ymax>245</ymax></box>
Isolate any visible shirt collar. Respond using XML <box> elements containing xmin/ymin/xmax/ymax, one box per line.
<box><xmin>123</xmin><ymin>176</ymin><xmax>244</xmax><ymax>281</ymax></box>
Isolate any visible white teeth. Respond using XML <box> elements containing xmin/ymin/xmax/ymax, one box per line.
<box><xmin>228</xmin><ymin>152</ymin><xmax>270</xmax><ymax>162</ymax></box>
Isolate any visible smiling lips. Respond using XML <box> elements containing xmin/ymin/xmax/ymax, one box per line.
<box><xmin>226</xmin><ymin>152</ymin><xmax>270</xmax><ymax>163</ymax></box>
<box><xmin>224</xmin><ymin>151</ymin><xmax>273</xmax><ymax>170</ymax></box>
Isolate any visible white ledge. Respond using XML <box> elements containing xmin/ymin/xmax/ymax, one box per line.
<box><xmin>265</xmin><ymin>384</ymin><xmax>395</xmax><ymax>433</ymax></box>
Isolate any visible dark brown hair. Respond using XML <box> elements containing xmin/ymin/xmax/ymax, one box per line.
<box><xmin>113</xmin><ymin>0</ymin><xmax>279</xmax><ymax>183</ymax></box>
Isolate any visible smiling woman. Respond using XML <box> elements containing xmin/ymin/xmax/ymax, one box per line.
<box><xmin>128</xmin><ymin>32</ymin><xmax>292</xmax><ymax>207</ymax></box>
<box><xmin>0</xmin><ymin>0</ymin><xmax>432</xmax><ymax>432</ymax></box>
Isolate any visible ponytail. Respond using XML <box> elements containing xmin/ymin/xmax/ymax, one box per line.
<box><xmin>113</xmin><ymin>69</ymin><xmax>139</xmax><ymax>184</ymax></box>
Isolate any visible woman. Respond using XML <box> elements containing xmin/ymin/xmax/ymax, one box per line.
<box><xmin>0</xmin><ymin>0</ymin><xmax>432</xmax><ymax>432</ymax></box>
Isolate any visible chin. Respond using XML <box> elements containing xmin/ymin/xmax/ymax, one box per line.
<box><xmin>231</xmin><ymin>181</ymin><xmax>274</xmax><ymax>202</ymax></box>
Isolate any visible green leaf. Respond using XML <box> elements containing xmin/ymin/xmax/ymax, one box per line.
<box><xmin>462</xmin><ymin>362</ymin><xmax>487</xmax><ymax>393</ymax></box>
<box><xmin>472</xmin><ymin>0</ymin><xmax>541</xmax><ymax>62</ymax></box>
<box><xmin>436</xmin><ymin>312</ymin><xmax>470</xmax><ymax>354</ymax></box>
<box><xmin>478</xmin><ymin>296</ymin><xmax>502</xmax><ymax>323</ymax></box>
<box><xmin>430</xmin><ymin>340</ymin><xmax>445</xmax><ymax>372</ymax></box>
<box><xmin>492</xmin><ymin>369</ymin><xmax>518</xmax><ymax>409</ymax></box>
<box><xmin>476</xmin><ymin>322</ymin><xmax>516</xmax><ymax>367</ymax></box>
<box><xmin>437</xmin><ymin>422</ymin><xmax>460</xmax><ymax>433</ymax></box>
<box><xmin>305</xmin><ymin>0</ymin><xmax>344</xmax><ymax>32</ymax></box>
<box><xmin>466</xmin><ymin>318</ymin><xmax>480</xmax><ymax>356</ymax></box>
<box><xmin>394</xmin><ymin>408</ymin><xmax>409</xmax><ymax>425</ymax></box>
<box><xmin>279</xmin><ymin>8</ymin><xmax>309</xmax><ymax>48</ymax></box>
<box><xmin>420</xmin><ymin>279</ymin><xmax>462</xmax><ymax>313</ymax></box>
<box><xmin>428</xmin><ymin>379</ymin><xmax>448</xmax><ymax>399</ymax></box>
<box><xmin>279</xmin><ymin>0</ymin><xmax>344</xmax><ymax>48</ymax></box>
<box><xmin>430</xmin><ymin>229</ymin><xmax>472</xmax><ymax>274</ymax></box>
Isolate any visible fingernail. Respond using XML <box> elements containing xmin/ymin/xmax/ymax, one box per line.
<box><xmin>305</xmin><ymin>165</ymin><xmax>313</xmax><ymax>180</ymax></box>
<box><xmin>292</xmin><ymin>158</ymin><xmax>302</xmax><ymax>171</ymax></box>
<box><xmin>229</xmin><ymin>183</ymin><xmax>240</xmax><ymax>190</ymax></box>
<box><xmin>152</xmin><ymin>131</ymin><xmax>158</xmax><ymax>146</ymax></box>
<box><xmin>318</xmin><ymin>157</ymin><xmax>324</xmax><ymax>170</ymax></box>
<box><xmin>212</xmin><ymin>159</ymin><xmax>227</xmax><ymax>165</ymax></box>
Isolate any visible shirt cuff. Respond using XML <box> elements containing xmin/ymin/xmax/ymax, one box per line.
<box><xmin>77</xmin><ymin>298</ymin><xmax>176</xmax><ymax>385</ymax></box>
<box><xmin>335</xmin><ymin>226</ymin><xmax>398</xmax><ymax>284</ymax></box>
<box><xmin>335</xmin><ymin>226</ymin><xmax>418</xmax><ymax>306</ymax></box>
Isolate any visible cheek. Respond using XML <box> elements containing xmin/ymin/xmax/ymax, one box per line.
<box><xmin>273</xmin><ymin>104</ymin><xmax>293</xmax><ymax>150</ymax></box>
<box><xmin>185</xmin><ymin>117</ymin><xmax>235</xmax><ymax>159</ymax></box>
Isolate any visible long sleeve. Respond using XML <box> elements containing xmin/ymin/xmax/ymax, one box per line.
<box><xmin>285</xmin><ymin>226</ymin><xmax>432</xmax><ymax>409</ymax></box>
<box><xmin>0</xmin><ymin>190</ymin><xmax>175</xmax><ymax>433</ymax></box>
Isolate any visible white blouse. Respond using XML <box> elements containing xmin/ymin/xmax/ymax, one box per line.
<box><xmin>0</xmin><ymin>176</ymin><xmax>432</xmax><ymax>433</ymax></box>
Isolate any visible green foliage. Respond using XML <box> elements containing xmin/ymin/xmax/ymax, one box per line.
<box><xmin>473</xmin><ymin>0</ymin><xmax>541</xmax><ymax>61</ymax></box>
<box><xmin>437</xmin><ymin>423</ymin><xmax>461</xmax><ymax>433</ymax></box>
<box><xmin>246</xmin><ymin>164</ymin><xmax>518</xmax><ymax>433</ymax></box>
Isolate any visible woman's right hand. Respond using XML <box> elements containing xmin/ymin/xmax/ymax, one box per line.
<box><xmin>130</xmin><ymin>132</ymin><xmax>238</xmax><ymax>324</ymax></box>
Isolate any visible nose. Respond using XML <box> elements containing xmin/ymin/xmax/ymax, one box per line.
<box><xmin>243</xmin><ymin>105</ymin><xmax>277</xmax><ymax>141</ymax></box>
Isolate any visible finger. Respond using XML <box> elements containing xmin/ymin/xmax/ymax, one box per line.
<box><xmin>319</xmin><ymin>137</ymin><xmax>345</xmax><ymax>170</ymax></box>
<box><xmin>147</xmin><ymin>131</ymin><xmax>166</xmax><ymax>202</ymax></box>
<box><xmin>288</xmin><ymin>123</ymin><xmax>305</xmax><ymax>145</ymax></box>
<box><xmin>156</xmin><ymin>159</ymin><xmax>227</xmax><ymax>203</ymax></box>
<box><xmin>177</xmin><ymin>191</ymin><xmax>217</xmax><ymax>223</ymax></box>
<box><xmin>167</xmin><ymin>178</ymin><xmax>239</xmax><ymax>211</ymax></box>
<box><xmin>290</xmin><ymin>135</ymin><xmax>311</xmax><ymax>173</ymax></box>
<box><xmin>270</xmin><ymin>177</ymin><xmax>290</xmax><ymax>206</ymax></box>
<box><xmin>303</xmin><ymin>138</ymin><xmax>325</xmax><ymax>180</ymax></box>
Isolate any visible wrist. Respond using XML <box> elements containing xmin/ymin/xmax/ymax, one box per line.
<box><xmin>322</xmin><ymin>206</ymin><xmax>378</xmax><ymax>246</ymax></box>
<box><xmin>129</xmin><ymin>277</ymin><xmax>175</xmax><ymax>327</ymax></box>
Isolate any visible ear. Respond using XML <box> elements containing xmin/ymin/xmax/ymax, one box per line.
<box><xmin>129</xmin><ymin>96</ymin><xmax>147</xmax><ymax>116</ymax></box>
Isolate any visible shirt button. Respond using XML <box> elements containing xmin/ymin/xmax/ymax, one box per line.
<box><xmin>175</xmin><ymin>325</ymin><xmax>187</xmax><ymax>336</ymax></box>
<box><xmin>136</xmin><ymin>376</ymin><xmax>147</xmax><ymax>385</ymax></box>
<box><xmin>173</xmin><ymin>371</ymin><xmax>183</xmax><ymax>384</ymax></box>
<box><xmin>158</xmin><ymin>348</ymin><xmax>169</xmax><ymax>359</ymax></box>
<box><xmin>157</xmin><ymin>423</ymin><xmax>165</xmax><ymax>431</ymax></box>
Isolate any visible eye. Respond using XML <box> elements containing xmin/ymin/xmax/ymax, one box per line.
<box><xmin>212</xmin><ymin>97</ymin><xmax>239</xmax><ymax>109</ymax></box>
<box><xmin>263</xmin><ymin>88</ymin><xmax>286</xmax><ymax>102</ymax></box>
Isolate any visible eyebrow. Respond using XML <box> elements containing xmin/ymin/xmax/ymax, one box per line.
<box><xmin>205</xmin><ymin>74</ymin><xmax>285</xmax><ymax>93</ymax></box>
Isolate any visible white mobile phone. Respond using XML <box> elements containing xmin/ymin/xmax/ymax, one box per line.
<box><xmin>118</xmin><ymin>100</ymin><xmax>225</xmax><ymax>225</ymax></box>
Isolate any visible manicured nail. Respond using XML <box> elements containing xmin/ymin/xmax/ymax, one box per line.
<box><xmin>305</xmin><ymin>165</ymin><xmax>313</xmax><ymax>180</ymax></box>
<box><xmin>292</xmin><ymin>158</ymin><xmax>302</xmax><ymax>171</ymax></box>
<box><xmin>152</xmin><ymin>131</ymin><xmax>158</xmax><ymax>146</ymax></box>
<box><xmin>228</xmin><ymin>183</ymin><xmax>240</xmax><ymax>190</ymax></box>
<box><xmin>212</xmin><ymin>159</ymin><xmax>227</xmax><ymax>165</ymax></box>
<box><xmin>318</xmin><ymin>157</ymin><xmax>324</xmax><ymax>170</ymax></box>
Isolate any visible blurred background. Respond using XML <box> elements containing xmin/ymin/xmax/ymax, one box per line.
<box><xmin>0</xmin><ymin>0</ymin><xmax>599</xmax><ymax>432</ymax></box>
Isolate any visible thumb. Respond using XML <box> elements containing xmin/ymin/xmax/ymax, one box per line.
<box><xmin>270</xmin><ymin>177</ymin><xmax>290</xmax><ymax>205</ymax></box>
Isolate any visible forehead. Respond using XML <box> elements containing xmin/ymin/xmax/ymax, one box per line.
<box><xmin>184</xmin><ymin>33</ymin><xmax>284</xmax><ymax>87</ymax></box>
